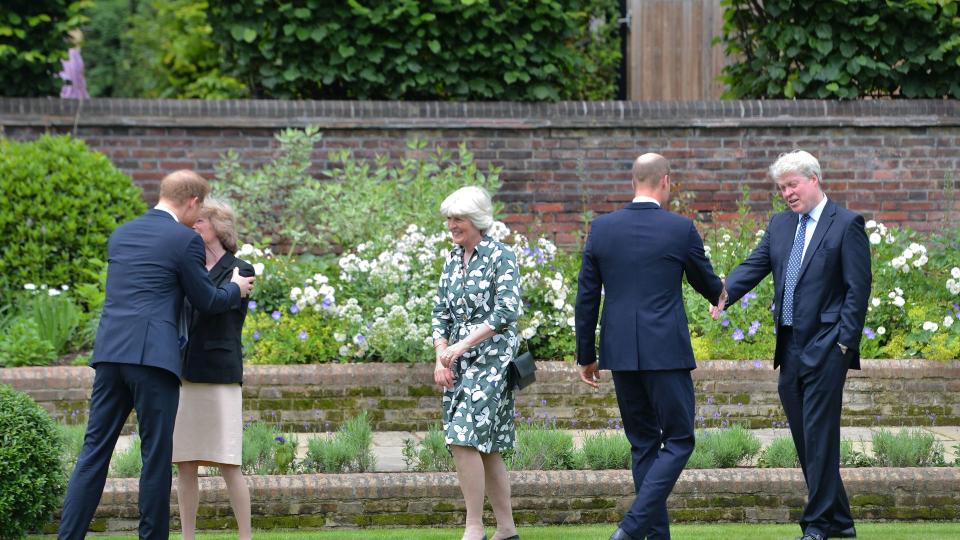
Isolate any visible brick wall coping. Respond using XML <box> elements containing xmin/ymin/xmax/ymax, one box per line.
<box><xmin>97</xmin><ymin>466</ymin><xmax>960</xmax><ymax>505</ymax></box>
<box><xmin>2</xmin><ymin>98</ymin><xmax>959</xmax><ymax>130</ymax></box>
<box><xmin>2</xmin><ymin>359</ymin><xmax>957</xmax><ymax>390</ymax></box>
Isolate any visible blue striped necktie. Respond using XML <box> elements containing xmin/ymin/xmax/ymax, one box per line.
<box><xmin>781</xmin><ymin>213</ymin><xmax>810</xmax><ymax>327</ymax></box>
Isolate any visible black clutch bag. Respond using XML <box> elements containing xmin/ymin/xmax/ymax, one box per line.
<box><xmin>508</xmin><ymin>351</ymin><xmax>537</xmax><ymax>390</ymax></box>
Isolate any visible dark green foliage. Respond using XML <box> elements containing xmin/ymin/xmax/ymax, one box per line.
<box><xmin>719</xmin><ymin>0</ymin><xmax>960</xmax><ymax>98</ymax></box>
<box><xmin>0</xmin><ymin>385</ymin><xmax>67</xmax><ymax>539</ymax></box>
<box><xmin>0</xmin><ymin>1</ymin><xmax>89</xmax><ymax>97</ymax></box>
<box><xmin>0</xmin><ymin>135</ymin><xmax>146</xmax><ymax>296</ymax></box>
<box><xmin>207</xmin><ymin>0</ymin><xmax>618</xmax><ymax>100</ymax></box>
<box><xmin>575</xmin><ymin>430</ymin><xmax>631</xmax><ymax>470</ymax></box>
<box><xmin>79</xmin><ymin>0</ymin><xmax>136</xmax><ymax>97</ymax></box>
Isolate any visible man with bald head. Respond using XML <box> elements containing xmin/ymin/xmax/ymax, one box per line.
<box><xmin>59</xmin><ymin>170</ymin><xmax>256</xmax><ymax>540</ymax></box>
<box><xmin>575</xmin><ymin>153</ymin><xmax>725</xmax><ymax>540</ymax></box>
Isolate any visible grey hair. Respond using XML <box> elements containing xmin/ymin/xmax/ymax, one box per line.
<box><xmin>769</xmin><ymin>150</ymin><xmax>823</xmax><ymax>184</ymax></box>
<box><xmin>440</xmin><ymin>186</ymin><xmax>494</xmax><ymax>233</ymax></box>
<box><xmin>199</xmin><ymin>197</ymin><xmax>239</xmax><ymax>253</ymax></box>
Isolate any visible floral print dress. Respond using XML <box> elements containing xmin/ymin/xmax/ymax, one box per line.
<box><xmin>432</xmin><ymin>235</ymin><xmax>522</xmax><ymax>453</ymax></box>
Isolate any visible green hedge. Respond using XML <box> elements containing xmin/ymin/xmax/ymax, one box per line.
<box><xmin>0</xmin><ymin>385</ymin><xmax>66</xmax><ymax>539</ymax></box>
<box><xmin>207</xmin><ymin>0</ymin><xmax>619</xmax><ymax>100</ymax></box>
<box><xmin>0</xmin><ymin>135</ymin><xmax>146</xmax><ymax>295</ymax></box>
<box><xmin>719</xmin><ymin>0</ymin><xmax>960</xmax><ymax>98</ymax></box>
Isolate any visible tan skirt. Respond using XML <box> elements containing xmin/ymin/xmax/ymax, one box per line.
<box><xmin>172</xmin><ymin>381</ymin><xmax>243</xmax><ymax>465</ymax></box>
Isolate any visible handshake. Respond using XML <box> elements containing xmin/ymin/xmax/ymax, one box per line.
<box><xmin>710</xmin><ymin>279</ymin><xmax>728</xmax><ymax>320</ymax></box>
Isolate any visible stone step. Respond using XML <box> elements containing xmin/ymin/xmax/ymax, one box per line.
<box><xmin>110</xmin><ymin>425</ymin><xmax>960</xmax><ymax>473</ymax></box>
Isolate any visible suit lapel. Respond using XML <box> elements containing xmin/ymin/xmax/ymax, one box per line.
<box><xmin>796</xmin><ymin>200</ymin><xmax>836</xmax><ymax>283</ymax></box>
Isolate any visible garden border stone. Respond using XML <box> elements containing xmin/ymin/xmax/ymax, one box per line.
<box><xmin>3</xmin><ymin>360</ymin><xmax>958</xmax><ymax>432</ymax></box>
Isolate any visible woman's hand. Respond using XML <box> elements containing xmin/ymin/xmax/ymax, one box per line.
<box><xmin>434</xmin><ymin>362</ymin><xmax>455</xmax><ymax>389</ymax></box>
<box><xmin>438</xmin><ymin>341</ymin><xmax>468</xmax><ymax>368</ymax></box>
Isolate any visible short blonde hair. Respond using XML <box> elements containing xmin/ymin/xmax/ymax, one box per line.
<box><xmin>159</xmin><ymin>170</ymin><xmax>210</xmax><ymax>204</ymax></box>
<box><xmin>769</xmin><ymin>150</ymin><xmax>823</xmax><ymax>184</ymax></box>
<box><xmin>200</xmin><ymin>198</ymin><xmax>239</xmax><ymax>253</ymax></box>
<box><xmin>440</xmin><ymin>186</ymin><xmax>494</xmax><ymax>233</ymax></box>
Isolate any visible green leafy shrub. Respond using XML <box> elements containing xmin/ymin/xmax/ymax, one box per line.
<box><xmin>207</xmin><ymin>0</ymin><xmax>617</xmax><ymax>101</ymax></box>
<box><xmin>718</xmin><ymin>0</ymin><xmax>960</xmax><ymax>99</ymax></box>
<box><xmin>402</xmin><ymin>424</ymin><xmax>453</xmax><ymax>473</ymax></box>
<box><xmin>872</xmin><ymin>429</ymin><xmax>946</xmax><ymax>467</ymax></box>
<box><xmin>241</xmin><ymin>421</ymin><xmax>280</xmax><ymax>475</ymax></box>
<box><xmin>575</xmin><ymin>430</ymin><xmax>630</xmax><ymax>470</ymax></box>
<box><xmin>757</xmin><ymin>436</ymin><xmax>799</xmax><ymax>468</ymax></box>
<box><xmin>0</xmin><ymin>1</ymin><xmax>89</xmax><ymax>97</ymax></box>
<box><xmin>506</xmin><ymin>421</ymin><xmax>576</xmax><ymax>471</ymax></box>
<box><xmin>109</xmin><ymin>434</ymin><xmax>141</xmax><ymax>477</ymax></box>
<box><xmin>0</xmin><ymin>135</ymin><xmax>146</xmax><ymax>296</ymax></box>
<box><xmin>0</xmin><ymin>315</ymin><xmax>57</xmax><ymax>367</ymax></box>
<box><xmin>685</xmin><ymin>447</ymin><xmax>719</xmax><ymax>469</ymax></box>
<box><xmin>0</xmin><ymin>385</ymin><xmax>67</xmax><ymax>539</ymax></box>
<box><xmin>302</xmin><ymin>412</ymin><xmax>375</xmax><ymax>473</ymax></box>
<box><xmin>689</xmin><ymin>426</ymin><xmax>762</xmax><ymax>468</ymax></box>
<box><xmin>20</xmin><ymin>292</ymin><xmax>80</xmax><ymax>355</ymax></box>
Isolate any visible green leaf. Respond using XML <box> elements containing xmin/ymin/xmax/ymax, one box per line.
<box><xmin>338</xmin><ymin>44</ymin><xmax>356</xmax><ymax>58</ymax></box>
<box><xmin>243</xmin><ymin>28</ymin><xmax>258</xmax><ymax>43</ymax></box>
<box><xmin>427</xmin><ymin>40</ymin><xmax>440</xmax><ymax>54</ymax></box>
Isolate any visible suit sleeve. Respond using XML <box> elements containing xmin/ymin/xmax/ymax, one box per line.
<box><xmin>839</xmin><ymin>214</ymin><xmax>871</xmax><ymax>351</ymax></box>
<box><xmin>179</xmin><ymin>235</ymin><xmax>241</xmax><ymax>314</ymax></box>
<box><xmin>574</xmin><ymin>225</ymin><xmax>602</xmax><ymax>365</ymax></box>
<box><xmin>683</xmin><ymin>222</ymin><xmax>724</xmax><ymax>305</ymax></box>
<box><xmin>725</xmin><ymin>217</ymin><xmax>775</xmax><ymax>306</ymax></box>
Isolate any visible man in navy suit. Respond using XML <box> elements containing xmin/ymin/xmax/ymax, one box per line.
<box><xmin>575</xmin><ymin>153</ymin><xmax>725</xmax><ymax>540</ymax></box>
<box><xmin>58</xmin><ymin>170</ymin><xmax>256</xmax><ymax>540</ymax></box>
<box><xmin>716</xmin><ymin>150</ymin><xmax>871</xmax><ymax>540</ymax></box>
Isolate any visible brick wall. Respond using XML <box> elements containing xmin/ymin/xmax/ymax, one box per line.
<box><xmin>2</xmin><ymin>98</ymin><xmax>959</xmax><ymax>244</ymax></box>
<box><xmin>37</xmin><ymin>468</ymin><xmax>960</xmax><ymax>533</ymax></box>
<box><xmin>4</xmin><ymin>360</ymin><xmax>958</xmax><ymax>432</ymax></box>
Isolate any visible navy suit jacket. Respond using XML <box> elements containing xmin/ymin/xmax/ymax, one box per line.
<box><xmin>724</xmin><ymin>199</ymin><xmax>871</xmax><ymax>370</ymax></box>
<box><xmin>575</xmin><ymin>202</ymin><xmax>724</xmax><ymax>371</ymax></box>
<box><xmin>91</xmin><ymin>209</ymin><xmax>242</xmax><ymax>378</ymax></box>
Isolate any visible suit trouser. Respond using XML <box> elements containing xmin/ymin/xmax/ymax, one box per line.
<box><xmin>59</xmin><ymin>362</ymin><xmax>180</xmax><ymax>540</ymax></box>
<box><xmin>777</xmin><ymin>326</ymin><xmax>854</xmax><ymax>537</ymax></box>
<box><xmin>612</xmin><ymin>369</ymin><xmax>695</xmax><ymax>540</ymax></box>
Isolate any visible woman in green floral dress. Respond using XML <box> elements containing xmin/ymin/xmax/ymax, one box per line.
<box><xmin>432</xmin><ymin>186</ymin><xmax>522</xmax><ymax>540</ymax></box>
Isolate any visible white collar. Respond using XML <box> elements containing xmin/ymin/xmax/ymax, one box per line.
<box><xmin>154</xmin><ymin>202</ymin><xmax>179</xmax><ymax>223</ymax></box>
<box><xmin>632</xmin><ymin>195</ymin><xmax>660</xmax><ymax>206</ymax></box>
<box><xmin>804</xmin><ymin>195</ymin><xmax>828</xmax><ymax>222</ymax></box>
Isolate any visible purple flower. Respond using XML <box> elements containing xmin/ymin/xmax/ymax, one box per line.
<box><xmin>748</xmin><ymin>320</ymin><xmax>760</xmax><ymax>337</ymax></box>
<box><xmin>271</xmin><ymin>310</ymin><xmax>282</xmax><ymax>321</ymax></box>
<box><xmin>275</xmin><ymin>436</ymin><xmax>285</xmax><ymax>443</ymax></box>
<box><xmin>248</xmin><ymin>300</ymin><xmax>257</xmax><ymax>310</ymax></box>
<box><xmin>863</xmin><ymin>327</ymin><xmax>876</xmax><ymax>340</ymax></box>
<box><xmin>721</xmin><ymin>318</ymin><xmax>730</xmax><ymax>327</ymax></box>
<box><xmin>252</xmin><ymin>331</ymin><xmax>261</xmax><ymax>341</ymax></box>
<box><xmin>354</xmin><ymin>334</ymin><xmax>366</xmax><ymax>345</ymax></box>
<box><xmin>706</xmin><ymin>396</ymin><xmax>714</xmax><ymax>405</ymax></box>
<box><xmin>298</xmin><ymin>330</ymin><xmax>308</xmax><ymax>341</ymax></box>
<box><xmin>321</xmin><ymin>297</ymin><xmax>332</xmax><ymax>309</ymax></box>
<box><xmin>59</xmin><ymin>48</ymin><xmax>89</xmax><ymax>99</ymax></box>
<box><xmin>752</xmin><ymin>360</ymin><xmax>762</xmax><ymax>369</ymax></box>
<box><xmin>290</xmin><ymin>304</ymin><xmax>300</xmax><ymax>314</ymax></box>
<box><xmin>732</xmin><ymin>328</ymin><xmax>745</xmax><ymax>341</ymax></box>
<box><xmin>713</xmin><ymin>411</ymin><xmax>721</xmax><ymax>418</ymax></box>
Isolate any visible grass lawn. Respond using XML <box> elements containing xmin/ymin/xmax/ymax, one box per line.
<box><xmin>30</xmin><ymin>522</ymin><xmax>960</xmax><ymax>539</ymax></box>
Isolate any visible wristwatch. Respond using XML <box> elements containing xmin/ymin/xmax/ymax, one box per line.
<box><xmin>838</xmin><ymin>343</ymin><xmax>848</xmax><ymax>355</ymax></box>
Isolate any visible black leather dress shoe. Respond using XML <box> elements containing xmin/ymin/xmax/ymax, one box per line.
<box><xmin>797</xmin><ymin>533</ymin><xmax>825</xmax><ymax>540</ymax></box>
<box><xmin>831</xmin><ymin>526</ymin><xmax>857</xmax><ymax>538</ymax></box>
<box><xmin>610</xmin><ymin>527</ymin><xmax>635</xmax><ymax>540</ymax></box>
<box><xmin>501</xmin><ymin>536</ymin><xmax>520</xmax><ymax>540</ymax></box>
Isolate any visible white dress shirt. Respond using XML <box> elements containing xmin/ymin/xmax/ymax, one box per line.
<box><xmin>154</xmin><ymin>202</ymin><xmax>180</xmax><ymax>223</ymax></box>
<box><xmin>632</xmin><ymin>195</ymin><xmax>661</xmax><ymax>206</ymax></box>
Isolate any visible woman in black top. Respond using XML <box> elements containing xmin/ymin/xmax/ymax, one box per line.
<box><xmin>172</xmin><ymin>198</ymin><xmax>255</xmax><ymax>540</ymax></box>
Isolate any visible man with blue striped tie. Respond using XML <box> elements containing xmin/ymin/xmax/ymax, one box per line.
<box><xmin>714</xmin><ymin>150</ymin><xmax>871</xmax><ymax>540</ymax></box>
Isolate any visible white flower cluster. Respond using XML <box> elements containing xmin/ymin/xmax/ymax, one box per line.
<box><xmin>887</xmin><ymin>288</ymin><xmax>905</xmax><ymax>308</ymax></box>
<box><xmin>922</xmin><ymin>321</ymin><xmax>939</xmax><ymax>332</ymax></box>
<box><xmin>865</xmin><ymin>220</ymin><xmax>895</xmax><ymax>245</ymax></box>
<box><xmin>236</xmin><ymin>243</ymin><xmax>270</xmax><ymax>275</ymax></box>
<box><xmin>22</xmin><ymin>283</ymin><xmax>69</xmax><ymax>296</ymax></box>
<box><xmin>486</xmin><ymin>221</ymin><xmax>511</xmax><ymax>242</ymax></box>
<box><xmin>338</xmin><ymin>225</ymin><xmax>446</xmax><ymax>285</ymax></box>
<box><xmin>890</xmin><ymin>242</ymin><xmax>928</xmax><ymax>272</ymax></box>
<box><xmin>289</xmin><ymin>273</ymin><xmax>336</xmax><ymax>312</ymax></box>
<box><xmin>947</xmin><ymin>267</ymin><xmax>960</xmax><ymax>295</ymax></box>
